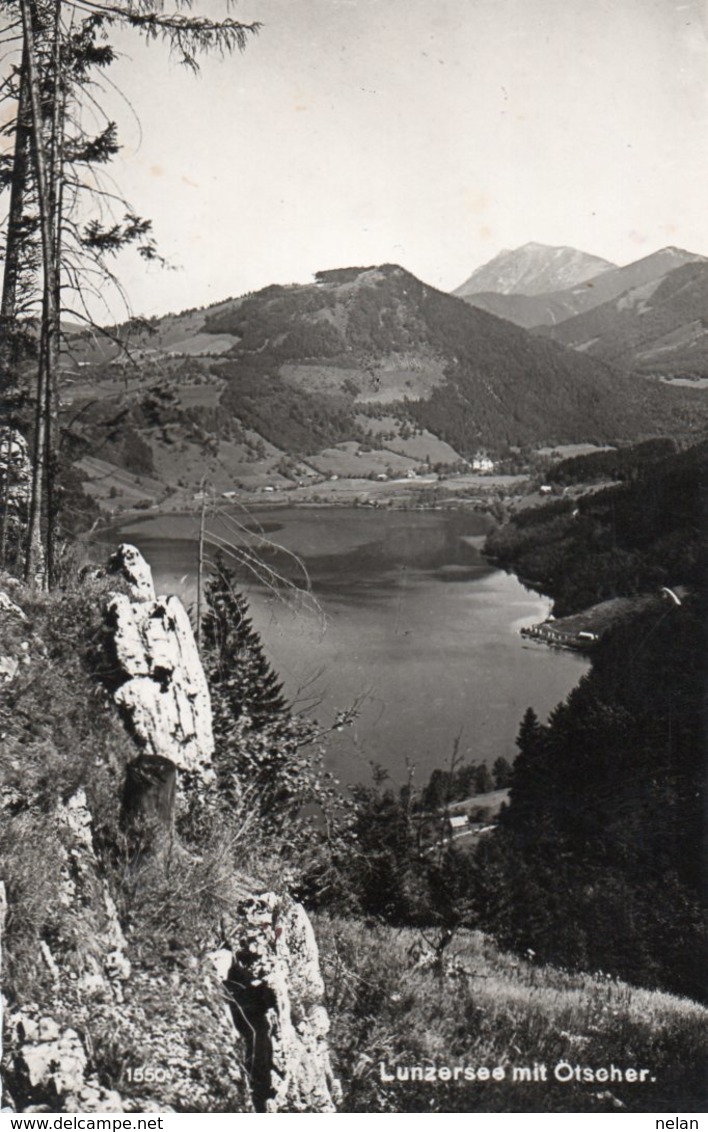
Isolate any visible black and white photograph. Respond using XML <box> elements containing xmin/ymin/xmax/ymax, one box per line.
<box><xmin>0</xmin><ymin>0</ymin><xmax>706</xmax><ymax>1117</ymax></box>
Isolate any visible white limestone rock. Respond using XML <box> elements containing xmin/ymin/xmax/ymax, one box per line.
<box><xmin>0</xmin><ymin>592</ymin><xmax>27</xmax><ymax>620</ymax></box>
<box><xmin>8</xmin><ymin>1010</ymin><xmax>124</xmax><ymax>1112</ymax></box>
<box><xmin>0</xmin><ymin>656</ymin><xmax>19</xmax><ymax>682</ymax></box>
<box><xmin>228</xmin><ymin>893</ymin><xmax>341</xmax><ymax>1113</ymax></box>
<box><xmin>0</xmin><ymin>429</ymin><xmax>31</xmax><ymax>514</ymax></box>
<box><xmin>107</xmin><ymin>590</ymin><xmax>214</xmax><ymax>778</ymax></box>
<box><xmin>55</xmin><ymin>791</ymin><xmax>131</xmax><ymax>987</ymax></box>
<box><xmin>107</xmin><ymin>543</ymin><xmax>156</xmax><ymax>601</ymax></box>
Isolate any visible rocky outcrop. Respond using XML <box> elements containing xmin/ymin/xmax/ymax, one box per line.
<box><xmin>2</xmin><ymin>791</ymin><xmax>132</xmax><ymax>1112</ymax></box>
<box><xmin>107</xmin><ymin>544</ymin><xmax>156</xmax><ymax>603</ymax></box>
<box><xmin>106</xmin><ymin>545</ymin><xmax>214</xmax><ymax>781</ymax></box>
<box><xmin>0</xmin><ymin>880</ymin><xmax>6</xmax><ymax>1066</ymax></box>
<box><xmin>6</xmin><ymin>1011</ymin><xmax>124</xmax><ymax>1113</ymax></box>
<box><xmin>0</xmin><ymin>587</ymin><xmax>30</xmax><ymax>685</ymax></box>
<box><xmin>224</xmin><ymin>893</ymin><xmax>340</xmax><ymax>1113</ymax></box>
<box><xmin>55</xmin><ymin>789</ymin><xmax>132</xmax><ymax>990</ymax></box>
<box><xmin>0</xmin><ymin>429</ymin><xmax>31</xmax><ymax>560</ymax></box>
<box><xmin>1</xmin><ymin>547</ymin><xmax>339</xmax><ymax>1114</ymax></box>
<box><xmin>0</xmin><ymin>591</ymin><xmax>26</xmax><ymax>620</ymax></box>
<box><xmin>100</xmin><ymin>544</ymin><xmax>339</xmax><ymax>1112</ymax></box>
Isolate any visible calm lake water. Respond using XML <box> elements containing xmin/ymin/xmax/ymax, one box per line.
<box><xmin>114</xmin><ymin>507</ymin><xmax>588</xmax><ymax>787</ymax></box>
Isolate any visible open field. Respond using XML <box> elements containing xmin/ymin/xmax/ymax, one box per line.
<box><xmin>76</xmin><ymin>455</ymin><xmax>165</xmax><ymax>507</ymax></box>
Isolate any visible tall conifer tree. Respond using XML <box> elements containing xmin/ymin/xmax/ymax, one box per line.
<box><xmin>0</xmin><ymin>0</ymin><xmax>259</xmax><ymax>585</ymax></box>
<box><xmin>202</xmin><ymin>554</ymin><xmax>288</xmax><ymax>730</ymax></box>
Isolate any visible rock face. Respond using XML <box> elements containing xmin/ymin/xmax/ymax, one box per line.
<box><xmin>1</xmin><ymin>546</ymin><xmax>339</xmax><ymax>1114</ymax></box>
<box><xmin>0</xmin><ymin>429</ymin><xmax>31</xmax><ymax>546</ymax></box>
<box><xmin>0</xmin><ymin>591</ymin><xmax>26</xmax><ymax>620</ymax></box>
<box><xmin>0</xmin><ymin>590</ymin><xmax>33</xmax><ymax>685</ymax></box>
<box><xmin>55</xmin><ymin>789</ymin><xmax>132</xmax><ymax>988</ymax></box>
<box><xmin>101</xmin><ymin>544</ymin><xmax>339</xmax><ymax>1112</ymax></box>
<box><xmin>454</xmin><ymin>242</ymin><xmax>616</xmax><ymax>298</ymax></box>
<box><xmin>6</xmin><ymin>1011</ymin><xmax>124</xmax><ymax>1113</ymax></box>
<box><xmin>225</xmin><ymin>893</ymin><xmax>340</xmax><ymax>1113</ymax></box>
<box><xmin>2</xmin><ymin>791</ymin><xmax>132</xmax><ymax>1112</ymax></box>
<box><xmin>0</xmin><ymin>880</ymin><xmax>6</xmax><ymax>1066</ymax></box>
<box><xmin>107</xmin><ymin>544</ymin><xmax>156</xmax><ymax>602</ymax></box>
<box><xmin>106</xmin><ymin>545</ymin><xmax>214</xmax><ymax>780</ymax></box>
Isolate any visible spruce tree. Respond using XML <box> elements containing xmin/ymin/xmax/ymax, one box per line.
<box><xmin>202</xmin><ymin>553</ymin><xmax>288</xmax><ymax>730</ymax></box>
<box><xmin>492</xmin><ymin>755</ymin><xmax>512</xmax><ymax>789</ymax></box>
<box><xmin>201</xmin><ymin>553</ymin><xmax>346</xmax><ymax>835</ymax></box>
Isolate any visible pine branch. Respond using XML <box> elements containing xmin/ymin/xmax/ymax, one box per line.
<box><xmin>66</xmin><ymin>1</ymin><xmax>260</xmax><ymax>70</ymax></box>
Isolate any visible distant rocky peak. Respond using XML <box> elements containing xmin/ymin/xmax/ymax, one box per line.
<box><xmin>636</xmin><ymin>245</ymin><xmax>707</xmax><ymax>267</ymax></box>
<box><xmin>454</xmin><ymin>243</ymin><xmax>617</xmax><ymax>298</ymax></box>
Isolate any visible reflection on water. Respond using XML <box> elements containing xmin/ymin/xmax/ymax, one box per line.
<box><xmin>114</xmin><ymin>507</ymin><xmax>588</xmax><ymax>786</ymax></box>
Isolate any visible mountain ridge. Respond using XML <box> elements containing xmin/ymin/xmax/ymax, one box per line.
<box><xmin>195</xmin><ymin>263</ymin><xmax>655</xmax><ymax>453</ymax></box>
<box><xmin>59</xmin><ymin>261</ymin><xmax>708</xmax><ymax>510</ymax></box>
<box><xmin>536</xmin><ymin>259</ymin><xmax>708</xmax><ymax>376</ymax></box>
<box><xmin>456</xmin><ymin>245</ymin><xmax>707</xmax><ymax>329</ymax></box>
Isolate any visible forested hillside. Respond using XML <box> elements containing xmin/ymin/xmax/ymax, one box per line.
<box><xmin>486</xmin><ymin>440</ymin><xmax>707</xmax><ymax>616</ymax></box>
<box><xmin>476</xmin><ymin>586</ymin><xmax>707</xmax><ymax>1001</ymax></box>
<box><xmin>205</xmin><ymin>265</ymin><xmax>657</xmax><ymax>454</ymax></box>
<box><xmin>474</xmin><ymin>439</ymin><xmax>708</xmax><ymax>1000</ymax></box>
<box><xmin>538</xmin><ymin>260</ymin><xmax>708</xmax><ymax>376</ymax></box>
<box><xmin>546</xmin><ymin>438</ymin><xmax>678</xmax><ymax>486</ymax></box>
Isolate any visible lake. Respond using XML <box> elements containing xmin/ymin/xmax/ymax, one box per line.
<box><xmin>113</xmin><ymin>506</ymin><xmax>588</xmax><ymax>787</ymax></box>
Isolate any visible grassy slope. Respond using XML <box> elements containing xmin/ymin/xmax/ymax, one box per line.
<box><xmin>316</xmin><ymin>915</ymin><xmax>708</xmax><ymax>1113</ymax></box>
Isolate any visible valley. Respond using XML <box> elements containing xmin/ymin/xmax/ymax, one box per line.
<box><xmin>56</xmin><ymin>248</ymin><xmax>708</xmax><ymax>527</ymax></box>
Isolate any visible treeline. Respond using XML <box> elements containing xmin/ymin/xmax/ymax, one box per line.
<box><xmin>485</xmin><ymin>440</ymin><xmax>708</xmax><ymax>616</ymax></box>
<box><xmin>547</xmin><ymin>437</ymin><xmax>677</xmax><ymax>485</ymax></box>
<box><xmin>420</xmin><ymin>757</ymin><xmax>511</xmax><ymax>810</ymax></box>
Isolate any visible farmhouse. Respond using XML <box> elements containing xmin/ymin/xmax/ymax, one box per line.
<box><xmin>447</xmin><ymin>814</ymin><xmax>468</xmax><ymax>834</ymax></box>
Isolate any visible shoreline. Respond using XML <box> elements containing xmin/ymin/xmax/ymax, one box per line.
<box><xmin>518</xmin><ymin>592</ymin><xmax>665</xmax><ymax>653</ymax></box>
<box><xmin>93</xmin><ymin>488</ymin><xmax>503</xmax><ymax>544</ymax></box>
<box><xmin>88</xmin><ymin>469</ymin><xmax>529</xmax><ymax>536</ymax></box>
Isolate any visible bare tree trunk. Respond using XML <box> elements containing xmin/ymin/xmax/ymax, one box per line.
<box><xmin>196</xmin><ymin>480</ymin><xmax>208</xmax><ymax>651</ymax></box>
<box><xmin>44</xmin><ymin>0</ymin><xmax>67</xmax><ymax>586</ymax></box>
<box><xmin>0</xmin><ymin>52</ymin><xmax>32</xmax><ymax>396</ymax></box>
<box><xmin>0</xmin><ymin>54</ymin><xmax>33</xmax><ymax>567</ymax></box>
<box><xmin>20</xmin><ymin>0</ymin><xmax>60</xmax><ymax>588</ymax></box>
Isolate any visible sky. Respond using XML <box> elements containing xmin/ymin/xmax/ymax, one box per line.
<box><xmin>32</xmin><ymin>0</ymin><xmax>708</xmax><ymax>317</ymax></box>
